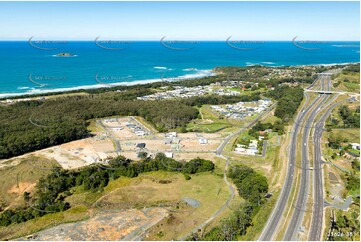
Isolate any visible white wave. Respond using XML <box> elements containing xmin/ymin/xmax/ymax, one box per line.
<box><xmin>294</xmin><ymin>62</ymin><xmax>359</xmax><ymax>67</ymax></box>
<box><xmin>0</xmin><ymin>69</ymin><xmax>214</xmax><ymax>99</ymax></box>
<box><xmin>154</xmin><ymin>66</ymin><xmax>168</xmax><ymax>70</ymax></box>
<box><xmin>246</xmin><ymin>62</ymin><xmax>258</xmax><ymax>66</ymax></box>
<box><xmin>52</xmin><ymin>54</ymin><xmax>78</xmax><ymax>57</ymax></box>
<box><xmin>332</xmin><ymin>44</ymin><xmax>359</xmax><ymax>48</ymax></box>
<box><xmin>17</xmin><ymin>86</ymin><xmax>31</xmax><ymax>90</ymax></box>
<box><xmin>183</xmin><ymin>68</ymin><xmax>198</xmax><ymax>71</ymax></box>
<box><xmin>261</xmin><ymin>62</ymin><xmax>275</xmax><ymax>65</ymax></box>
<box><xmin>177</xmin><ymin>70</ymin><xmax>214</xmax><ymax>79</ymax></box>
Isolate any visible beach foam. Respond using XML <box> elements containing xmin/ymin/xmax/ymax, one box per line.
<box><xmin>183</xmin><ymin>68</ymin><xmax>198</xmax><ymax>71</ymax></box>
<box><xmin>332</xmin><ymin>44</ymin><xmax>360</xmax><ymax>48</ymax></box>
<box><xmin>0</xmin><ymin>69</ymin><xmax>214</xmax><ymax>99</ymax></box>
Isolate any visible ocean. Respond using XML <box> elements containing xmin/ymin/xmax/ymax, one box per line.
<box><xmin>0</xmin><ymin>41</ymin><xmax>359</xmax><ymax>98</ymax></box>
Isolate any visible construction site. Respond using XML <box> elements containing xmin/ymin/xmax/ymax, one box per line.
<box><xmin>35</xmin><ymin>116</ymin><xmax>223</xmax><ymax>169</ymax></box>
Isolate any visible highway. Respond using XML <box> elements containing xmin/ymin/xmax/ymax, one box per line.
<box><xmin>283</xmin><ymin>76</ymin><xmax>330</xmax><ymax>240</ymax></box>
<box><xmin>259</xmin><ymin>87</ymin><xmax>323</xmax><ymax>240</ymax></box>
<box><xmin>309</xmin><ymin>93</ymin><xmax>348</xmax><ymax>240</ymax></box>
<box><xmin>306</xmin><ymin>75</ymin><xmax>322</xmax><ymax>89</ymax></box>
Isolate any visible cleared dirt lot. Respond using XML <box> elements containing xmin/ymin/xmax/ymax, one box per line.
<box><xmin>22</xmin><ymin>208</ymin><xmax>168</xmax><ymax>241</ymax></box>
<box><xmin>1</xmin><ymin>169</ymin><xmax>230</xmax><ymax>241</ymax></box>
<box><xmin>0</xmin><ymin>117</ymin><xmax>226</xmax><ymax>169</ymax></box>
<box><xmin>100</xmin><ymin>117</ymin><xmax>224</xmax><ymax>161</ymax></box>
<box><xmin>38</xmin><ymin>136</ymin><xmax>116</xmax><ymax>169</ymax></box>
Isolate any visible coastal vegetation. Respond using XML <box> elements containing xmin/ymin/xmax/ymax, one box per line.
<box><xmin>328</xmin><ymin>158</ymin><xmax>360</xmax><ymax>241</ymax></box>
<box><xmin>192</xmin><ymin>165</ymin><xmax>268</xmax><ymax>240</ymax></box>
<box><xmin>267</xmin><ymin>85</ymin><xmax>304</xmax><ymax>123</ymax></box>
<box><xmin>0</xmin><ymin>92</ymin><xmax>259</xmax><ymax>159</ymax></box>
<box><xmin>332</xmin><ymin>64</ymin><xmax>360</xmax><ymax>93</ymax></box>
<box><xmin>0</xmin><ymin>65</ymin><xmax>323</xmax><ymax>160</ymax></box>
<box><xmin>338</xmin><ymin>105</ymin><xmax>360</xmax><ymax>128</ymax></box>
<box><xmin>0</xmin><ymin>155</ymin><xmax>214</xmax><ymax>226</ymax></box>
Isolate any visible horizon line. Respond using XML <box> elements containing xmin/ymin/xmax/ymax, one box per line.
<box><xmin>0</xmin><ymin>39</ymin><xmax>359</xmax><ymax>42</ymax></box>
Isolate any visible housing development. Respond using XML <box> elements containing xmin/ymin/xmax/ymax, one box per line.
<box><xmin>0</xmin><ymin>1</ymin><xmax>360</xmax><ymax>242</ymax></box>
<box><xmin>0</xmin><ymin>63</ymin><xmax>359</xmax><ymax>242</ymax></box>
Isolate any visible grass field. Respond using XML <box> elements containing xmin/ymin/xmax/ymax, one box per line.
<box><xmin>0</xmin><ymin>205</ymin><xmax>89</xmax><ymax>240</ymax></box>
<box><xmin>187</xmin><ymin>105</ymin><xmax>233</xmax><ymax>133</ymax></box>
<box><xmin>188</xmin><ymin>122</ymin><xmax>231</xmax><ymax>133</ymax></box>
<box><xmin>333</xmin><ymin>72</ymin><xmax>360</xmax><ymax>93</ymax></box>
<box><xmin>236</xmin><ymin>131</ymin><xmax>255</xmax><ymax>146</ymax></box>
<box><xmin>331</xmin><ymin>128</ymin><xmax>360</xmax><ymax>143</ymax></box>
<box><xmin>0</xmin><ymin>156</ymin><xmax>59</xmax><ymax>211</ymax></box>
<box><xmin>227</xmin><ymin>87</ymin><xmax>268</xmax><ymax>95</ymax></box>
<box><xmin>261</xmin><ymin>112</ymin><xmax>281</xmax><ymax>124</ymax></box>
<box><xmin>0</xmin><ymin>158</ymin><xmax>231</xmax><ymax>241</ymax></box>
<box><xmin>238</xmin><ymin>190</ymin><xmax>280</xmax><ymax>240</ymax></box>
<box><xmin>343</xmin><ymin>81</ymin><xmax>360</xmax><ymax>91</ymax></box>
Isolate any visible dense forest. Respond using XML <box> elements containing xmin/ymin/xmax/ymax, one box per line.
<box><xmin>328</xmin><ymin>209</ymin><xmax>360</xmax><ymax>241</ymax></box>
<box><xmin>215</xmin><ymin>65</ymin><xmax>317</xmax><ymax>87</ymax></box>
<box><xmin>0</xmin><ymin>91</ymin><xmax>260</xmax><ymax>159</ymax></box>
<box><xmin>248</xmin><ymin>121</ymin><xmax>285</xmax><ymax>137</ymax></box>
<box><xmin>1</xmin><ymin>74</ymin><xmax>227</xmax><ymax>101</ymax></box>
<box><xmin>0</xmin><ymin>65</ymin><xmax>323</xmax><ymax>159</ymax></box>
<box><xmin>342</xmin><ymin>64</ymin><xmax>360</xmax><ymax>74</ymax></box>
<box><xmin>338</xmin><ymin>105</ymin><xmax>360</xmax><ymax>128</ymax></box>
<box><xmin>193</xmin><ymin>165</ymin><xmax>268</xmax><ymax>240</ymax></box>
<box><xmin>267</xmin><ymin>85</ymin><xmax>304</xmax><ymax>122</ymax></box>
<box><xmin>0</xmin><ymin>154</ymin><xmax>214</xmax><ymax>226</ymax></box>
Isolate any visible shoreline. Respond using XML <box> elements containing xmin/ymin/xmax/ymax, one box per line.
<box><xmin>0</xmin><ymin>70</ymin><xmax>215</xmax><ymax>99</ymax></box>
<box><xmin>0</xmin><ymin>62</ymin><xmax>359</xmax><ymax>100</ymax></box>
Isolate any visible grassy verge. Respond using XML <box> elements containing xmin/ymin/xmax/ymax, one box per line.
<box><xmin>0</xmin><ymin>205</ymin><xmax>89</xmax><ymax>240</ymax></box>
<box><xmin>0</xmin><ymin>156</ymin><xmax>59</xmax><ymax>210</ymax></box>
<box><xmin>1</xmin><ymin>163</ymin><xmax>231</xmax><ymax>241</ymax></box>
<box><xmin>239</xmin><ymin>190</ymin><xmax>280</xmax><ymax>240</ymax></box>
<box><xmin>333</xmin><ymin>72</ymin><xmax>360</xmax><ymax>93</ymax></box>
<box><xmin>331</xmin><ymin>128</ymin><xmax>360</xmax><ymax>143</ymax></box>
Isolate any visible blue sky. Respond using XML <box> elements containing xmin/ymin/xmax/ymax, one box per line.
<box><xmin>0</xmin><ymin>1</ymin><xmax>359</xmax><ymax>40</ymax></box>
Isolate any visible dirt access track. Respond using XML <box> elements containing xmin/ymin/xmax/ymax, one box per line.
<box><xmin>23</xmin><ymin>208</ymin><xmax>168</xmax><ymax>241</ymax></box>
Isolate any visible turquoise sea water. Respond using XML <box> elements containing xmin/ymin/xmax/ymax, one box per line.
<box><xmin>0</xmin><ymin>41</ymin><xmax>359</xmax><ymax>97</ymax></box>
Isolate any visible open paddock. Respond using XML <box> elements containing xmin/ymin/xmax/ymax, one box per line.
<box><xmin>177</xmin><ymin>132</ymin><xmax>223</xmax><ymax>140</ymax></box>
<box><xmin>172</xmin><ymin>153</ymin><xmax>219</xmax><ymax>161</ymax></box>
<box><xmin>120</xmin><ymin>139</ymin><xmax>172</xmax><ymax>152</ymax></box>
<box><xmin>39</xmin><ymin>137</ymin><xmax>116</xmax><ymax>169</ymax></box>
<box><xmin>179</xmin><ymin>139</ymin><xmax>220</xmax><ymax>152</ymax></box>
